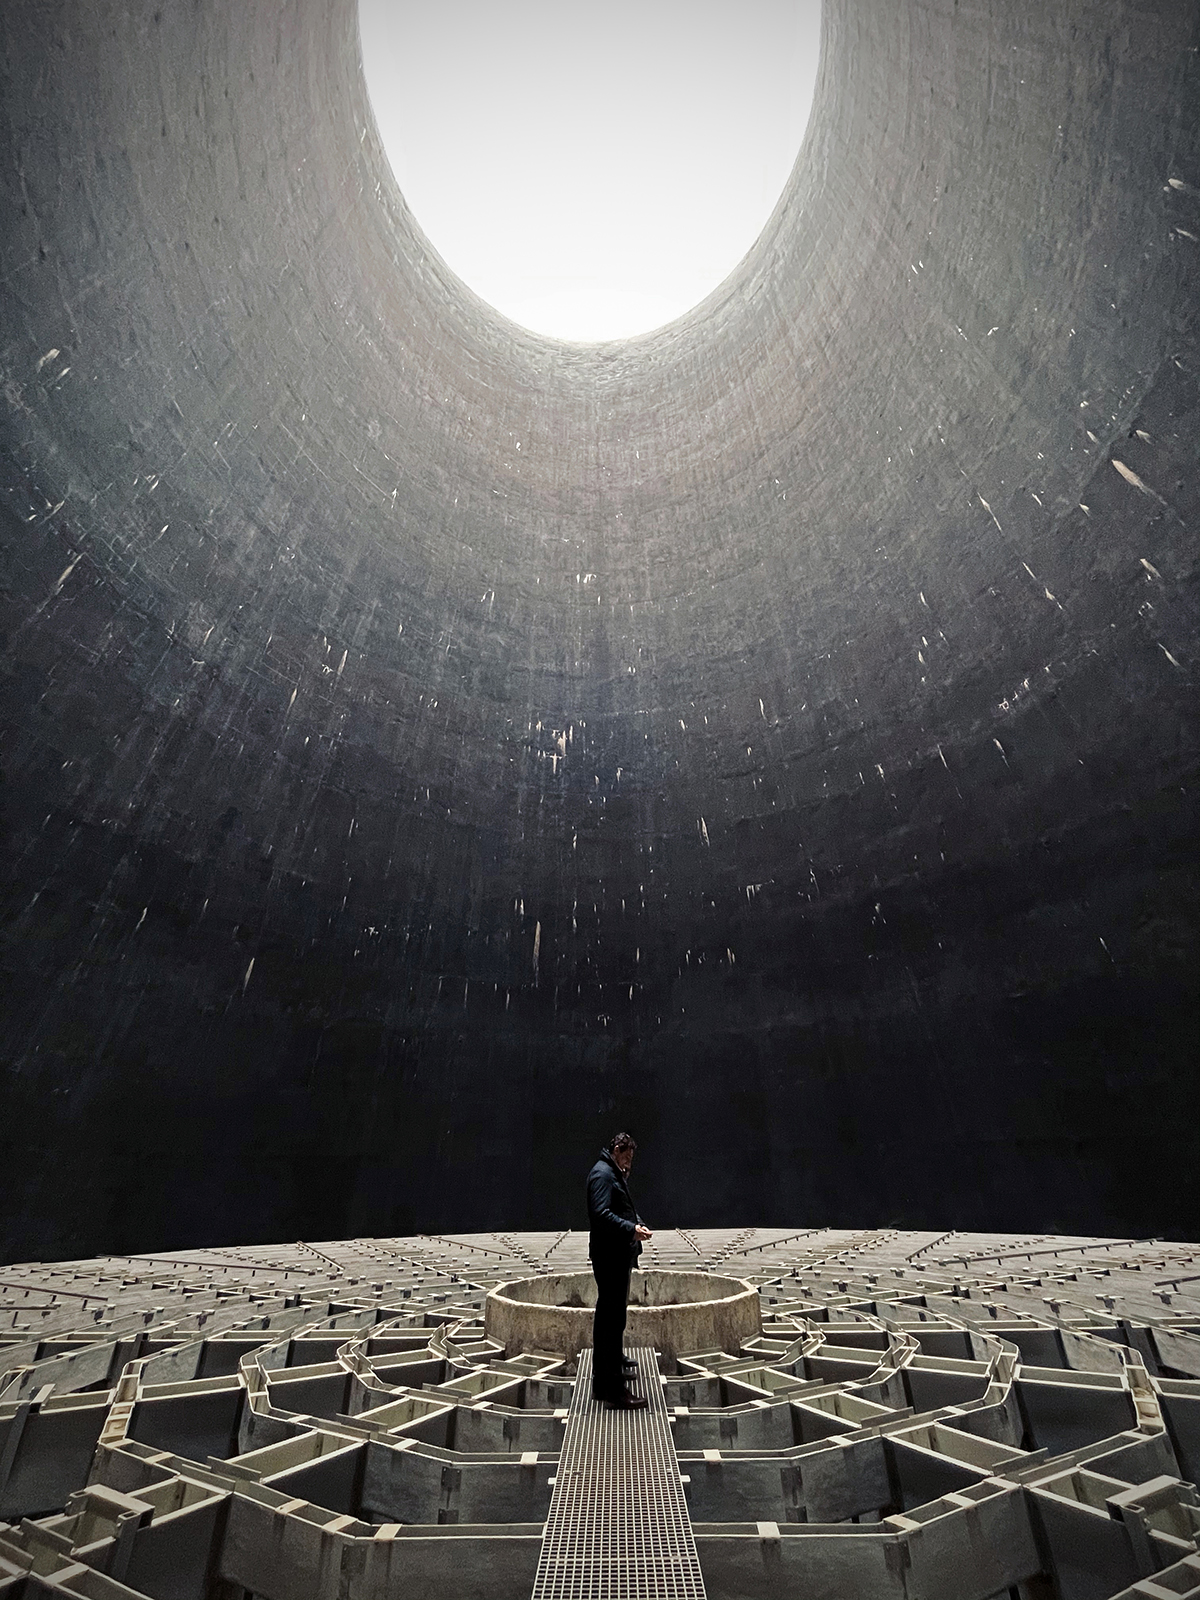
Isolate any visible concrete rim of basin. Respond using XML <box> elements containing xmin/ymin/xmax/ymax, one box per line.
<box><xmin>484</xmin><ymin>1268</ymin><xmax>762</xmax><ymax>1363</ymax></box>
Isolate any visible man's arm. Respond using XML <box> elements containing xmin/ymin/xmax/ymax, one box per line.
<box><xmin>587</xmin><ymin>1167</ymin><xmax>636</xmax><ymax>1238</ymax></box>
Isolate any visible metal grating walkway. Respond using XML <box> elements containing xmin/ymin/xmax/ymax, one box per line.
<box><xmin>531</xmin><ymin>1346</ymin><xmax>706</xmax><ymax>1600</ymax></box>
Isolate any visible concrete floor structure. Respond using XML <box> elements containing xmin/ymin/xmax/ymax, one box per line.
<box><xmin>5</xmin><ymin>1230</ymin><xmax>1200</xmax><ymax>1598</ymax></box>
<box><xmin>0</xmin><ymin>0</ymin><xmax>1195</xmax><ymax>1257</ymax></box>
<box><xmin>2</xmin><ymin>3</ymin><xmax>1197</xmax><ymax>1588</ymax></box>
<box><xmin>484</xmin><ymin>1269</ymin><xmax>762</xmax><ymax>1362</ymax></box>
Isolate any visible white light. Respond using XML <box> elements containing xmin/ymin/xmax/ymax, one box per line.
<box><xmin>358</xmin><ymin>0</ymin><xmax>821</xmax><ymax>343</ymax></box>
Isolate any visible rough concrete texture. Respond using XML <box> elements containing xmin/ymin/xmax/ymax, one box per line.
<box><xmin>4</xmin><ymin>1229</ymin><xmax>1200</xmax><ymax>1600</ymax></box>
<box><xmin>484</xmin><ymin>1269</ymin><xmax>763</xmax><ymax>1360</ymax></box>
<box><xmin>0</xmin><ymin>0</ymin><xmax>1196</xmax><ymax>1259</ymax></box>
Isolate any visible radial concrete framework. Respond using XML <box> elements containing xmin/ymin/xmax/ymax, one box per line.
<box><xmin>0</xmin><ymin>0</ymin><xmax>1197</xmax><ymax>1260</ymax></box>
<box><xmin>4</xmin><ymin>1230</ymin><xmax>1200</xmax><ymax>1599</ymax></box>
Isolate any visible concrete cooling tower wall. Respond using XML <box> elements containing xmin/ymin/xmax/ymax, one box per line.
<box><xmin>0</xmin><ymin>0</ymin><xmax>1196</xmax><ymax>1260</ymax></box>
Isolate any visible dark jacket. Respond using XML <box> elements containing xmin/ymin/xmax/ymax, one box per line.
<box><xmin>587</xmin><ymin>1149</ymin><xmax>643</xmax><ymax>1265</ymax></box>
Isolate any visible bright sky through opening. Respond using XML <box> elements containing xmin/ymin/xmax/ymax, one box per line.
<box><xmin>358</xmin><ymin>0</ymin><xmax>822</xmax><ymax>343</ymax></box>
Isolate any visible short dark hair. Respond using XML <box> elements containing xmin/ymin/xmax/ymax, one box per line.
<box><xmin>610</xmin><ymin>1132</ymin><xmax>637</xmax><ymax>1154</ymax></box>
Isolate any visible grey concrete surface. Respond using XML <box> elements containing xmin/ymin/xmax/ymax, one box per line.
<box><xmin>2</xmin><ymin>1229</ymin><xmax>1200</xmax><ymax>1597</ymax></box>
<box><xmin>0</xmin><ymin>0</ymin><xmax>1195</xmax><ymax>1257</ymax></box>
<box><xmin>485</xmin><ymin>1269</ymin><xmax>762</xmax><ymax>1360</ymax></box>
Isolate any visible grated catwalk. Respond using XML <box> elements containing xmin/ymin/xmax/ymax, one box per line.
<box><xmin>532</xmin><ymin>1348</ymin><xmax>705</xmax><ymax>1600</ymax></box>
<box><xmin>4</xmin><ymin>1229</ymin><xmax>1200</xmax><ymax>1597</ymax></box>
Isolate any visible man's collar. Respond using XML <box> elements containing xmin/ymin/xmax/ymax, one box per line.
<box><xmin>602</xmin><ymin>1149</ymin><xmax>631</xmax><ymax>1183</ymax></box>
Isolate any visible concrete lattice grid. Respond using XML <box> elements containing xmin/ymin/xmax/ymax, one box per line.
<box><xmin>4</xmin><ymin>1231</ymin><xmax>1200</xmax><ymax>1597</ymax></box>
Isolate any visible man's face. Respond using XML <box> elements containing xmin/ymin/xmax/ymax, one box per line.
<box><xmin>613</xmin><ymin>1145</ymin><xmax>634</xmax><ymax>1174</ymax></box>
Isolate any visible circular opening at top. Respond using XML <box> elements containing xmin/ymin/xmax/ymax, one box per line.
<box><xmin>358</xmin><ymin>0</ymin><xmax>822</xmax><ymax>343</ymax></box>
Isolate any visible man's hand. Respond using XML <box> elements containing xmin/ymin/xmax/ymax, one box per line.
<box><xmin>635</xmin><ymin>1225</ymin><xmax>652</xmax><ymax>1241</ymax></box>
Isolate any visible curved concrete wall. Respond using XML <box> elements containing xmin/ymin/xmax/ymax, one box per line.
<box><xmin>485</xmin><ymin>1271</ymin><xmax>762</xmax><ymax>1360</ymax></box>
<box><xmin>0</xmin><ymin>0</ymin><xmax>1195</xmax><ymax>1259</ymax></box>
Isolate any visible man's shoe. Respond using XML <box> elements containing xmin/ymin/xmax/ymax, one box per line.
<box><xmin>621</xmin><ymin>1358</ymin><xmax>638</xmax><ymax>1373</ymax></box>
<box><xmin>606</xmin><ymin>1391</ymin><xmax>649</xmax><ymax>1410</ymax></box>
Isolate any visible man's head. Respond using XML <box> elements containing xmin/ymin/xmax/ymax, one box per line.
<box><xmin>610</xmin><ymin>1132</ymin><xmax>637</xmax><ymax>1174</ymax></box>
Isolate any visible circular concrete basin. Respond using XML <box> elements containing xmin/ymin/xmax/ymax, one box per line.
<box><xmin>484</xmin><ymin>1268</ymin><xmax>761</xmax><ymax>1362</ymax></box>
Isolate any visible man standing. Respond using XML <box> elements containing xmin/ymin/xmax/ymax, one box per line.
<box><xmin>586</xmin><ymin>1132</ymin><xmax>653</xmax><ymax>1408</ymax></box>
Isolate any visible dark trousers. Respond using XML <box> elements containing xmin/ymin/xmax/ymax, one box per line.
<box><xmin>591</xmin><ymin>1256</ymin><xmax>631</xmax><ymax>1397</ymax></box>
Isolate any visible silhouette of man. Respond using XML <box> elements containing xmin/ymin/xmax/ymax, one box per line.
<box><xmin>586</xmin><ymin>1132</ymin><xmax>653</xmax><ymax>1408</ymax></box>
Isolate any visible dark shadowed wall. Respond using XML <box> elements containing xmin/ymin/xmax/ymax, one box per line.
<box><xmin>0</xmin><ymin>0</ymin><xmax>1196</xmax><ymax>1262</ymax></box>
